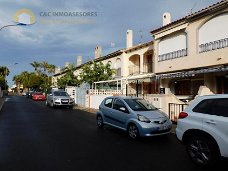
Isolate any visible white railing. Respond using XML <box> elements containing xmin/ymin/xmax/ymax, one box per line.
<box><xmin>158</xmin><ymin>48</ymin><xmax>187</xmax><ymax>62</ymax></box>
<box><xmin>199</xmin><ymin>38</ymin><xmax>228</xmax><ymax>53</ymax></box>
<box><xmin>89</xmin><ymin>89</ymin><xmax>122</xmax><ymax>95</ymax></box>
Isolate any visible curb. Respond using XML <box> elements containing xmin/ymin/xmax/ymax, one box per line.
<box><xmin>0</xmin><ymin>97</ymin><xmax>5</xmax><ymax>111</ymax></box>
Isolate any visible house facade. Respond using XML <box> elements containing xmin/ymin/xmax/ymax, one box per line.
<box><xmin>151</xmin><ymin>0</ymin><xmax>228</xmax><ymax>102</ymax></box>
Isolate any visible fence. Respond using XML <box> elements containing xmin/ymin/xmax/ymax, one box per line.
<box><xmin>168</xmin><ymin>103</ymin><xmax>189</xmax><ymax>123</ymax></box>
<box><xmin>75</xmin><ymin>83</ymin><xmax>90</xmax><ymax>107</ymax></box>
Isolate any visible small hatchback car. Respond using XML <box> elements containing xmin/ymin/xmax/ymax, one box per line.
<box><xmin>96</xmin><ymin>96</ymin><xmax>172</xmax><ymax>139</ymax></box>
<box><xmin>176</xmin><ymin>94</ymin><xmax>228</xmax><ymax>167</ymax></box>
<box><xmin>32</xmin><ymin>92</ymin><xmax>46</xmax><ymax>101</ymax></box>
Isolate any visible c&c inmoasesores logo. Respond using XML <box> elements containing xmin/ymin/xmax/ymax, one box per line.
<box><xmin>13</xmin><ymin>8</ymin><xmax>36</xmax><ymax>25</ymax></box>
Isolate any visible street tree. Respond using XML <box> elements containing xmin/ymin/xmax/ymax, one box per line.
<box><xmin>79</xmin><ymin>61</ymin><xmax>115</xmax><ymax>86</ymax></box>
<box><xmin>57</xmin><ymin>64</ymin><xmax>80</xmax><ymax>88</ymax></box>
<box><xmin>0</xmin><ymin>66</ymin><xmax>10</xmax><ymax>90</ymax></box>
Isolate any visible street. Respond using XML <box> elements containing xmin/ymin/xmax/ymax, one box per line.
<box><xmin>0</xmin><ymin>95</ymin><xmax>226</xmax><ymax>171</ymax></box>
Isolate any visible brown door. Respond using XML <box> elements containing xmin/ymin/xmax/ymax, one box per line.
<box><xmin>217</xmin><ymin>76</ymin><xmax>228</xmax><ymax>94</ymax></box>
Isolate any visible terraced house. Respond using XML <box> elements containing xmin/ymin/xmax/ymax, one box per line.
<box><xmin>151</xmin><ymin>0</ymin><xmax>228</xmax><ymax>102</ymax></box>
<box><xmin>52</xmin><ymin>0</ymin><xmax>228</xmax><ymax>118</ymax></box>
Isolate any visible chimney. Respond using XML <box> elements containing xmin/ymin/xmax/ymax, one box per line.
<box><xmin>55</xmin><ymin>66</ymin><xmax>61</xmax><ymax>74</ymax></box>
<box><xmin>65</xmin><ymin>62</ymin><xmax>70</xmax><ymax>68</ymax></box>
<box><xmin>163</xmin><ymin>12</ymin><xmax>171</xmax><ymax>26</ymax></box>
<box><xmin>77</xmin><ymin>56</ymin><xmax>82</xmax><ymax>66</ymax></box>
<box><xmin>126</xmin><ymin>29</ymin><xmax>133</xmax><ymax>48</ymax></box>
<box><xmin>95</xmin><ymin>45</ymin><xmax>102</xmax><ymax>59</ymax></box>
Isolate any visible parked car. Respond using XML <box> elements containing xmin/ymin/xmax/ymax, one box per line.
<box><xmin>96</xmin><ymin>96</ymin><xmax>172</xmax><ymax>139</ymax></box>
<box><xmin>26</xmin><ymin>91</ymin><xmax>34</xmax><ymax>98</ymax></box>
<box><xmin>32</xmin><ymin>92</ymin><xmax>46</xmax><ymax>101</ymax></box>
<box><xmin>21</xmin><ymin>92</ymin><xmax>26</xmax><ymax>96</ymax></box>
<box><xmin>176</xmin><ymin>94</ymin><xmax>228</xmax><ymax>167</ymax></box>
<box><xmin>46</xmin><ymin>90</ymin><xmax>74</xmax><ymax>108</ymax></box>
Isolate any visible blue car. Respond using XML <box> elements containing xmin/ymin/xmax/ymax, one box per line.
<box><xmin>96</xmin><ymin>96</ymin><xmax>172</xmax><ymax>139</ymax></box>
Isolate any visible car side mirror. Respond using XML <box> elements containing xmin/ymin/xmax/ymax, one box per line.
<box><xmin>119</xmin><ymin>107</ymin><xmax>126</xmax><ymax>111</ymax></box>
<box><xmin>49</xmin><ymin>93</ymin><xmax>53</xmax><ymax>96</ymax></box>
<box><xmin>119</xmin><ymin>107</ymin><xmax>128</xmax><ymax>113</ymax></box>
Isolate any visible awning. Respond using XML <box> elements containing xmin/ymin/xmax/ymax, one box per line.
<box><xmin>156</xmin><ymin>65</ymin><xmax>228</xmax><ymax>79</ymax></box>
<box><xmin>124</xmin><ymin>73</ymin><xmax>155</xmax><ymax>80</ymax></box>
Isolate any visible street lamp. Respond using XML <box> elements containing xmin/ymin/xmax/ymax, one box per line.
<box><xmin>0</xmin><ymin>23</ymin><xmax>27</xmax><ymax>31</ymax></box>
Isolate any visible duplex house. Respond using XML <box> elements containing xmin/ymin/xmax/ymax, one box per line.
<box><xmin>151</xmin><ymin>0</ymin><xmax>228</xmax><ymax>102</ymax></box>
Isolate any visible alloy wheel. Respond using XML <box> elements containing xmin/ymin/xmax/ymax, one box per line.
<box><xmin>97</xmin><ymin>116</ymin><xmax>104</xmax><ymax>128</ymax></box>
<box><xmin>128</xmin><ymin>124</ymin><xmax>138</xmax><ymax>139</ymax></box>
<box><xmin>186</xmin><ymin>136</ymin><xmax>216</xmax><ymax>166</ymax></box>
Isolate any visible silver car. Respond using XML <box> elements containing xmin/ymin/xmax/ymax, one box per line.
<box><xmin>96</xmin><ymin>96</ymin><xmax>172</xmax><ymax>139</ymax></box>
<box><xmin>46</xmin><ymin>90</ymin><xmax>74</xmax><ymax>108</ymax></box>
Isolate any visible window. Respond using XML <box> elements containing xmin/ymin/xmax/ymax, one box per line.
<box><xmin>104</xmin><ymin>98</ymin><xmax>113</xmax><ymax>108</ymax></box>
<box><xmin>124</xmin><ymin>99</ymin><xmax>157</xmax><ymax>111</ymax></box>
<box><xmin>214</xmin><ymin>99</ymin><xmax>228</xmax><ymax>117</ymax></box>
<box><xmin>192</xmin><ymin>99</ymin><xmax>214</xmax><ymax>114</ymax></box>
<box><xmin>113</xmin><ymin>99</ymin><xmax>127</xmax><ymax>112</ymax></box>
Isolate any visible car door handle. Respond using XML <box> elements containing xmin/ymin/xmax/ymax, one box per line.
<box><xmin>205</xmin><ymin>120</ymin><xmax>216</xmax><ymax>125</ymax></box>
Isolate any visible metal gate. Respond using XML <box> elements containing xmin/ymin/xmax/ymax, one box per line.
<box><xmin>168</xmin><ymin>103</ymin><xmax>189</xmax><ymax>123</ymax></box>
<box><xmin>75</xmin><ymin>83</ymin><xmax>90</xmax><ymax>107</ymax></box>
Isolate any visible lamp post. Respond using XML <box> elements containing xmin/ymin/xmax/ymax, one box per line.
<box><xmin>0</xmin><ymin>23</ymin><xmax>27</xmax><ymax>31</ymax></box>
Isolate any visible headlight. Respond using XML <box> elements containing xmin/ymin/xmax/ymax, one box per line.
<box><xmin>137</xmin><ymin>114</ymin><xmax>151</xmax><ymax>123</ymax></box>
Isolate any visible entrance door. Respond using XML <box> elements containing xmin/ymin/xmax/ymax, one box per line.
<box><xmin>217</xmin><ymin>76</ymin><xmax>228</xmax><ymax>94</ymax></box>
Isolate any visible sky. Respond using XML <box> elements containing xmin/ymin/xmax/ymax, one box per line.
<box><xmin>0</xmin><ymin>0</ymin><xmax>222</xmax><ymax>86</ymax></box>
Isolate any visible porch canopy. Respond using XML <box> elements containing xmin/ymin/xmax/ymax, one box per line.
<box><xmin>93</xmin><ymin>73</ymin><xmax>156</xmax><ymax>92</ymax></box>
<box><xmin>156</xmin><ymin>65</ymin><xmax>228</xmax><ymax>79</ymax></box>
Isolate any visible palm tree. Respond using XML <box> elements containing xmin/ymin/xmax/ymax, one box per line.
<box><xmin>30</xmin><ymin>61</ymin><xmax>41</xmax><ymax>73</ymax></box>
<box><xmin>0</xmin><ymin>66</ymin><xmax>9</xmax><ymax>77</ymax></box>
<box><xmin>40</xmin><ymin>61</ymin><xmax>49</xmax><ymax>75</ymax></box>
<box><xmin>47</xmin><ymin>64</ymin><xmax>56</xmax><ymax>75</ymax></box>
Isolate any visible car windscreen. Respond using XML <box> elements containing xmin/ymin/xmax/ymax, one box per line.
<box><xmin>124</xmin><ymin>99</ymin><xmax>157</xmax><ymax>111</ymax></box>
<box><xmin>53</xmin><ymin>91</ymin><xmax>68</xmax><ymax>96</ymax></box>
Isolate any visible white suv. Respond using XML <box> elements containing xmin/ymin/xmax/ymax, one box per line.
<box><xmin>176</xmin><ymin>94</ymin><xmax>228</xmax><ymax>167</ymax></box>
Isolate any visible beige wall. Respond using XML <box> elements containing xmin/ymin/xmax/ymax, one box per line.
<box><xmin>154</xmin><ymin>10</ymin><xmax>228</xmax><ymax>74</ymax></box>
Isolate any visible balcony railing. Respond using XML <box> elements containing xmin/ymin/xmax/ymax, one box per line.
<box><xmin>129</xmin><ymin>65</ymin><xmax>140</xmax><ymax>75</ymax></box>
<box><xmin>199</xmin><ymin>38</ymin><xmax>228</xmax><ymax>53</ymax></box>
<box><xmin>143</xmin><ymin>63</ymin><xmax>152</xmax><ymax>73</ymax></box>
<box><xmin>158</xmin><ymin>48</ymin><xmax>187</xmax><ymax>62</ymax></box>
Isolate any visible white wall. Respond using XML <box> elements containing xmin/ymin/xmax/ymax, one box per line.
<box><xmin>85</xmin><ymin>94</ymin><xmax>111</xmax><ymax>109</ymax></box>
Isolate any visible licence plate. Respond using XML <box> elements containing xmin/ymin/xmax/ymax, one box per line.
<box><xmin>159</xmin><ymin>125</ymin><xmax>168</xmax><ymax>130</ymax></box>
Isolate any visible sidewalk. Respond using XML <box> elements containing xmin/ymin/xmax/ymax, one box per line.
<box><xmin>0</xmin><ymin>97</ymin><xmax>5</xmax><ymax>111</ymax></box>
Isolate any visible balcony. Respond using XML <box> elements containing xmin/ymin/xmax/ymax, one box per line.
<box><xmin>129</xmin><ymin>65</ymin><xmax>140</xmax><ymax>75</ymax></box>
<box><xmin>199</xmin><ymin>38</ymin><xmax>228</xmax><ymax>53</ymax></box>
<box><xmin>143</xmin><ymin>63</ymin><xmax>152</xmax><ymax>73</ymax></box>
<box><xmin>158</xmin><ymin>48</ymin><xmax>187</xmax><ymax>62</ymax></box>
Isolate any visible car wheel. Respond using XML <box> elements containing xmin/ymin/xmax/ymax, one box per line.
<box><xmin>97</xmin><ymin>115</ymin><xmax>104</xmax><ymax>128</ymax></box>
<box><xmin>186</xmin><ymin>135</ymin><xmax>219</xmax><ymax>167</ymax></box>
<box><xmin>128</xmin><ymin>124</ymin><xmax>139</xmax><ymax>139</ymax></box>
<box><xmin>50</xmin><ymin>101</ymin><xmax>55</xmax><ymax>108</ymax></box>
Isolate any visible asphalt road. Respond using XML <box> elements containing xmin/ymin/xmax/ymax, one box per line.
<box><xmin>0</xmin><ymin>95</ymin><xmax>226</xmax><ymax>171</ymax></box>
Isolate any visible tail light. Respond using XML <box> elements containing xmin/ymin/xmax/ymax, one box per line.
<box><xmin>179</xmin><ymin>112</ymin><xmax>188</xmax><ymax>119</ymax></box>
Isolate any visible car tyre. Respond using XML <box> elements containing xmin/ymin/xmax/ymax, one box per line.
<box><xmin>97</xmin><ymin>115</ymin><xmax>104</xmax><ymax>128</ymax></box>
<box><xmin>186</xmin><ymin>135</ymin><xmax>219</xmax><ymax>167</ymax></box>
<box><xmin>128</xmin><ymin>124</ymin><xmax>139</xmax><ymax>139</ymax></box>
<box><xmin>50</xmin><ymin>101</ymin><xmax>55</xmax><ymax>108</ymax></box>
